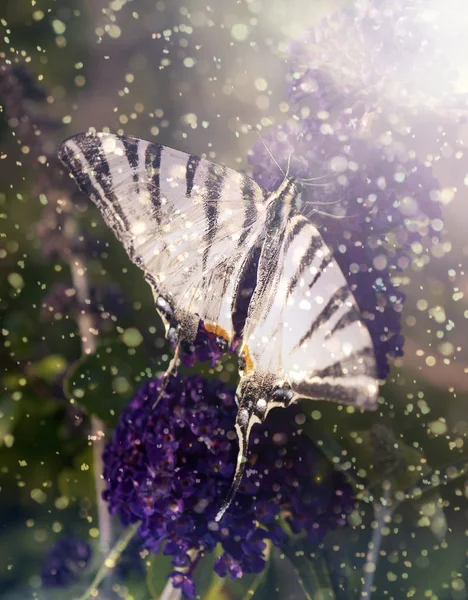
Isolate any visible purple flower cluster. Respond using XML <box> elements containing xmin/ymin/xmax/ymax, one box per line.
<box><xmin>102</xmin><ymin>375</ymin><xmax>354</xmax><ymax>599</ymax></box>
<box><xmin>289</xmin><ymin>0</ymin><xmax>465</xmax><ymax>118</ymax></box>
<box><xmin>179</xmin><ymin>321</ymin><xmax>225</xmax><ymax>368</ymax></box>
<box><xmin>40</xmin><ymin>537</ymin><xmax>91</xmax><ymax>588</ymax></box>
<box><xmin>249</xmin><ymin>123</ymin><xmax>441</xmax><ymax>379</ymax></box>
<box><xmin>248</xmin><ymin>1</ymin><xmax>447</xmax><ymax>379</ymax></box>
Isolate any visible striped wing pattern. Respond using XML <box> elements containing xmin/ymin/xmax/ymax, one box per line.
<box><xmin>58</xmin><ymin>132</ymin><xmax>378</xmax><ymax>521</ymax></box>
<box><xmin>243</xmin><ymin>214</ymin><xmax>377</xmax><ymax>408</ymax></box>
<box><xmin>221</xmin><ymin>179</ymin><xmax>378</xmax><ymax>520</ymax></box>
<box><xmin>59</xmin><ymin>132</ymin><xmax>267</xmax><ymax>345</ymax></box>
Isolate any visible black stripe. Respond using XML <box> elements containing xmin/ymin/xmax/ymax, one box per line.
<box><xmin>82</xmin><ymin>136</ymin><xmax>130</xmax><ymax>232</ymax></box>
<box><xmin>122</xmin><ymin>137</ymin><xmax>140</xmax><ymax>192</ymax></box>
<box><xmin>296</xmin><ymin>285</ymin><xmax>351</xmax><ymax>348</ymax></box>
<box><xmin>202</xmin><ymin>164</ymin><xmax>226</xmax><ymax>270</ymax></box>
<box><xmin>238</xmin><ymin>176</ymin><xmax>258</xmax><ymax>247</ymax></box>
<box><xmin>288</xmin><ymin>236</ymin><xmax>325</xmax><ymax>295</ymax></box>
<box><xmin>284</xmin><ymin>217</ymin><xmax>309</xmax><ymax>249</ymax></box>
<box><xmin>312</xmin><ymin>347</ymin><xmax>375</xmax><ymax>380</ymax></box>
<box><xmin>144</xmin><ymin>272</ymin><xmax>160</xmax><ymax>296</ymax></box>
<box><xmin>60</xmin><ymin>144</ymin><xmax>100</xmax><ymax>204</ymax></box>
<box><xmin>293</xmin><ymin>379</ymin><xmax>373</xmax><ymax>406</ymax></box>
<box><xmin>60</xmin><ymin>140</ymin><xmax>127</xmax><ymax>239</ymax></box>
<box><xmin>122</xmin><ymin>137</ymin><xmax>139</xmax><ymax>169</ymax></box>
<box><xmin>327</xmin><ymin>306</ymin><xmax>361</xmax><ymax>338</ymax></box>
<box><xmin>232</xmin><ymin>241</ymin><xmax>262</xmax><ymax>337</ymax></box>
<box><xmin>186</xmin><ymin>154</ymin><xmax>201</xmax><ymax>197</ymax></box>
<box><xmin>145</xmin><ymin>144</ymin><xmax>162</xmax><ymax>224</ymax></box>
<box><xmin>308</xmin><ymin>256</ymin><xmax>331</xmax><ymax>290</ymax></box>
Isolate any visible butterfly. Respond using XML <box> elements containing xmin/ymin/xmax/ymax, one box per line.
<box><xmin>58</xmin><ymin>131</ymin><xmax>378</xmax><ymax>520</ymax></box>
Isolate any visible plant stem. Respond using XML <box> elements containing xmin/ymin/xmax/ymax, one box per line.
<box><xmin>157</xmin><ymin>548</ymin><xmax>200</xmax><ymax>600</ymax></box>
<box><xmin>75</xmin><ymin>522</ymin><xmax>140</xmax><ymax>600</ymax></box>
<box><xmin>360</xmin><ymin>481</ymin><xmax>393</xmax><ymax>600</ymax></box>
<box><xmin>159</xmin><ymin>580</ymin><xmax>182</xmax><ymax>600</ymax></box>
<box><xmin>69</xmin><ymin>249</ymin><xmax>112</xmax><ymax>556</ymax></box>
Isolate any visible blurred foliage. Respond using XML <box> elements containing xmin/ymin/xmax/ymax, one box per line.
<box><xmin>2</xmin><ymin>0</ymin><xmax>468</xmax><ymax>599</ymax></box>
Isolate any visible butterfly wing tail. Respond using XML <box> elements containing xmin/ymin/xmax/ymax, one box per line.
<box><xmin>215</xmin><ymin>403</ymin><xmax>258</xmax><ymax>522</ymax></box>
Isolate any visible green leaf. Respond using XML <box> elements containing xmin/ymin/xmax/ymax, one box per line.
<box><xmin>409</xmin><ymin>488</ymin><xmax>447</xmax><ymax>541</ymax></box>
<box><xmin>346</xmin><ymin>429</ymin><xmax>430</xmax><ymax>495</ymax></box>
<box><xmin>0</xmin><ymin>393</ymin><xmax>22</xmax><ymax>445</ymax></box>
<box><xmin>145</xmin><ymin>553</ymin><xmax>174</xmax><ymax>599</ymax></box>
<box><xmin>28</xmin><ymin>354</ymin><xmax>68</xmax><ymax>383</ymax></box>
<box><xmin>258</xmin><ymin>545</ymin><xmax>326</xmax><ymax>600</ymax></box>
<box><xmin>320</xmin><ymin>525</ymin><xmax>366</xmax><ymax>600</ymax></box>
<box><xmin>299</xmin><ymin>413</ymin><xmax>367</xmax><ymax>494</ymax></box>
<box><xmin>63</xmin><ymin>341</ymin><xmax>154</xmax><ymax>426</ymax></box>
<box><xmin>280</xmin><ymin>538</ymin><xmax>337</xmax><ymax>600</ymax></box>
<box><xmin>204</xmin><ymin>573</ymin><xmax>229</xmax><ymax>600</ymax></box>
<box><xmin>405</xmin><ymin>455</ymin><xmax>468</xmax><ymax>500</ymax></box>
<box><xmin>239</xmin><ymin>565</ymin><xmax>269</xmax><ymax>600</ymax></box>
<box><xmin>57</xmin><ymin>446</ymin><xmax>96</xmax><ymax>501</ymax></box>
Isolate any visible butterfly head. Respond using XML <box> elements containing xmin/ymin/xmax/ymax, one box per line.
<box><xmin>275</xmin><ymin>175</ymin><xmax>302</xmax><ymax>201</ymax></box>
<box><xmin>266</xmin><ymin>177</ymin><xmax>304</xmax><ymax>231</ymax></box>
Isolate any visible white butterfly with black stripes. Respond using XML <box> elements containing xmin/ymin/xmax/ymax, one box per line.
<box><xmin>58</xmin><ymin>131</ymin><xmax>378</xmax><ymax>520</ymax></box>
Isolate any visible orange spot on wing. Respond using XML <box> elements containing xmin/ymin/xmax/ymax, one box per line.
<box><xmin>204</xmin><ymin>322</ymin><xmax>230</xmax><ymax>342</ymax></box>
<box><xmin>242</xmin><ymin>344</ymin><xmax>254</xmax><ymax>374</ymax></box>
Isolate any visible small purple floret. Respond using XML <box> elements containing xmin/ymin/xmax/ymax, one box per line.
<box><xmin>102</xmin><ymin>375</ymin><xmax>354</xmax><ymax>598</ymax></box>
<box><xmin>40</xmin><ymin>537</ymin><xmax>91</xmax><ymax>588</ymax></box>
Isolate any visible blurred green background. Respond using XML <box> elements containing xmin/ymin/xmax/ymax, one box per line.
<box><xmin>2</xmin><ymin>0</ymin><xmax>468</xmax><ymax>599</ymax></box>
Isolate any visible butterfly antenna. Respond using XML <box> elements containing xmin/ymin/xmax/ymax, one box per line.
<box><xmin>302</xmin><ymin>197</ymin><xmax>344</xmax><ymax>206</ymax></box>
<box><xmin>285</xmin><ymin>152</ymin><xmax>292</xmax><ymax>179</ymax></box>
<box><xmin>299</xmin><ymin>171</ymin><xmax>334</xmax><ymax>182</ymax></box>
<box><xmin>215</xmin><ymin>405</ymin><xmax>255</xmax><ymax>522</ymax></box>
<box><xmin>300</xmin><ymin>181</ymin><xmax>333</xmax><ymax>188</ymax></box>
<box><xmin>307</xmin><ymin>208</ymin><xmax>360</xmax><ymax>221</ymax></box>
<box><xmin>255</xmin><ymin>130</ymin><xmax>286</xmax><ymax>178</ymax></box>
<box><xmin>152</xmin><ymin>340</ymin><xmax>181</xmax><ymax>410</ymax></box>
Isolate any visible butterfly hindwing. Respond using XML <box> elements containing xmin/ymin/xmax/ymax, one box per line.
<box><xmin>241</xmin><ymin>198</ymin><xmax>378</xmax><ymax>410</ymax></box>
<box><xmin>216</xmin><ymin>195</ymin><xmax>378</xmax><ymax>520</ymax></box>
<box><xmin>280</xmin><ymin>221</ymin><xmax>378</xmax><ymax>408</ymax></box>
<box><xmin>59</xmin><ymin>132</ymin><xmax>267</xmax><ymax>345</ymax></box>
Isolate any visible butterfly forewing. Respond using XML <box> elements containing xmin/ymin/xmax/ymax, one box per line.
<box><xmin>59</xmin><ymin>132</ymin><xmax>267</xmax><ymax>345</ymax></box>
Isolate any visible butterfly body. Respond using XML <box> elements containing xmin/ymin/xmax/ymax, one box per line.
<box><xmin>59</xmin><ymin>132</ymin><xmax>378</xmax><ymax>520</ymax></box>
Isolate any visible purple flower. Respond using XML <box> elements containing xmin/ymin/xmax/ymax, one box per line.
<box><xmin>103</xmin><ymin>375</ymin><xmax>354</xmax><ymax>598</ymax></box>
<box><xmin>170</xmin><ymin>571</ymin><xmax>197</xmax><ymax>599</ymax></box>
<box><xmin>248</xmin><ymin>123</ymin><xmax>441</xmax><ymax>381</ymax></box>
<box><xmin>40</xmin><ymin>537</ymin><xmax>91</xmax><ymax>587</ymax></box>
<box><xmin>250</xmin><ymin>1</ymin><xmax>452</xmax><ymax>381</ymax></box>
<box><xmin>179</xmin><ymin>321</ymin><xmax>225</xmax><ymax>368</ymax></box>
<box><xmin>289</xmin><ymin>0</ymin><xmax>466</xmax><ymax>119</ymax></box>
